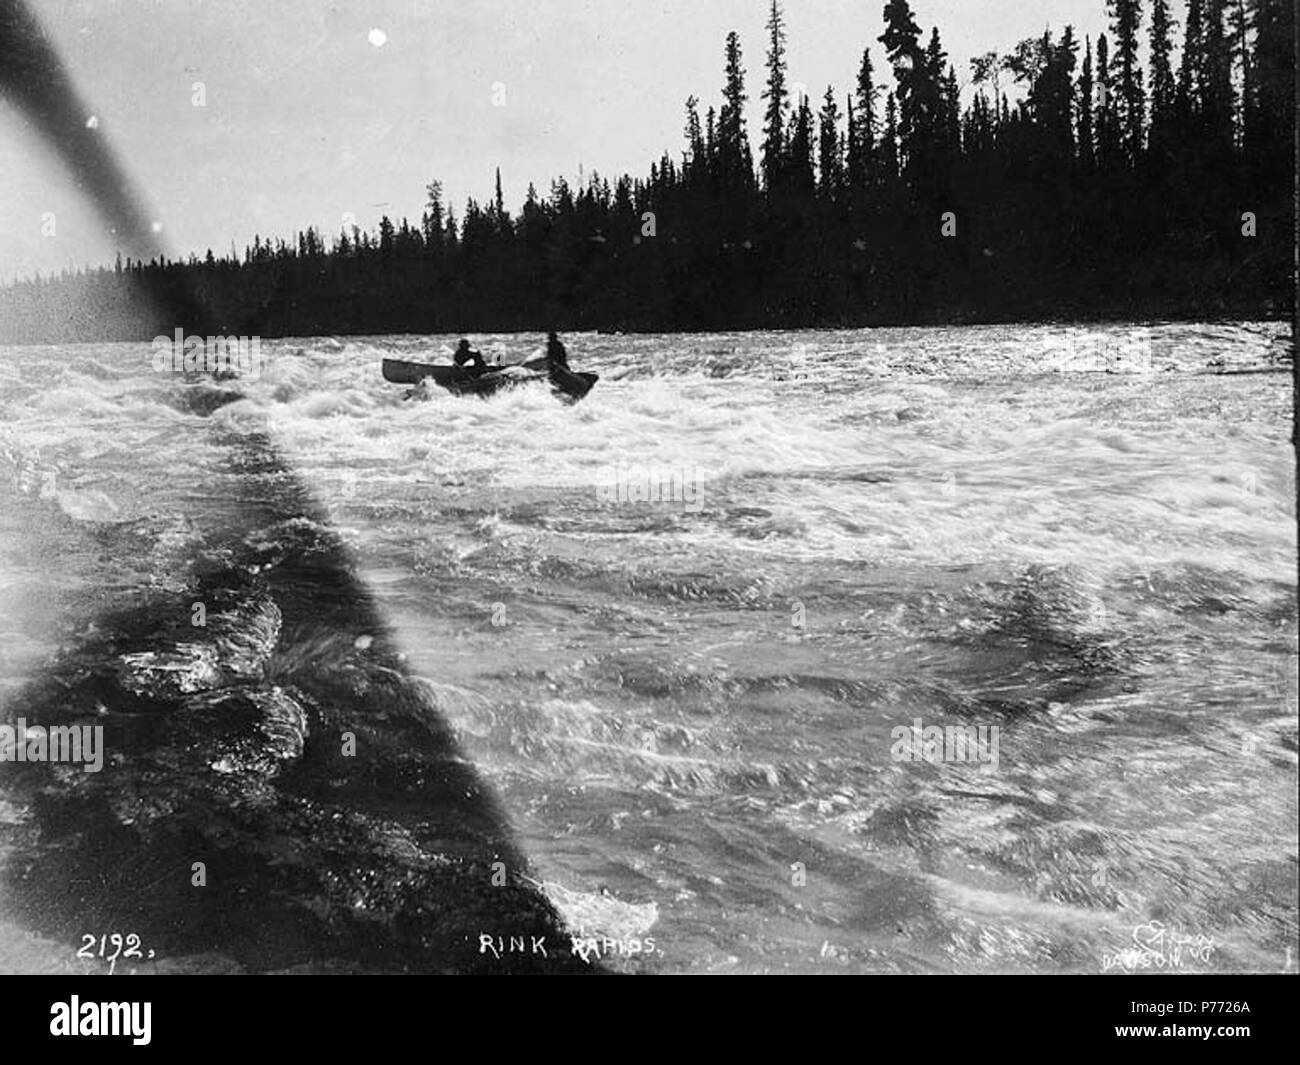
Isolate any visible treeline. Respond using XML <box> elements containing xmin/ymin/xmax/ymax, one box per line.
<box><xmin>0</xmin><ymin>0</ymin><xmax>1293</xmax><ymax>342</ymax></box>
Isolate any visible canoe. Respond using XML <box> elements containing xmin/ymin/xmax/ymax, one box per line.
<box><xmin>381</xmin><ymin>357</ymin><xmax>598</xmax><ymax>400</ymax></box>
<box><xmin>381</xmin><ymin>358</ymin><xmax>514</xmax><ymax>385</ymax></box>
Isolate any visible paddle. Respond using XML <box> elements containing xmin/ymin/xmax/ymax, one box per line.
<box><xmin>494</xmin><ymin>355</ymin><xmax>548</xmax><ymax>371</ymax></box>
<box><xmin>481</xmin><ymin>356</ymin><xmax>550</xmax><ymax>378</ymax></box>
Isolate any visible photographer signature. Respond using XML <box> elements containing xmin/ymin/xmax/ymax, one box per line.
<box><xmin>1102</xmin><ymin>921</ymin><xmax>1215</xmax><ymax>972</ymax></box>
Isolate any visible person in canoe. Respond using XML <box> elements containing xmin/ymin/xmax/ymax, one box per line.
<box><xmin>541</xmin><ymin>332</ymin><xmax>598</xmax><ymax>400</ymax></box>
<box><xmin>453</xmin><ymin>338</ymin><xmax>487</xmax><ymax>370</ymax></box>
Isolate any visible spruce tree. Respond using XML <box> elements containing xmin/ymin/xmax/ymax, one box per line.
<box><xmin>1201</xmin><ymin>0</ymin><xmax>1236</xmax><ymax>159</ymax></box>
<box><xmin>719</xmin><ymin>31</ymin><xmax>753</xmax><ymax>194</ymax></box>
<box><xmin>1078</xmin><ymin>37</ymin><xmax>1095</xmax><ymax>168</ymax></box>
<box><xmin>817</xmin><ymin>87</ymin><xmax>844</xmax><ymax>197</ymax></box>
<box><xmin>881</xmin><ymin>92</ymin><xmax>901</xmax><ymax>182</ymax></box>
<box><xmin>786</xmin><ymin>93</ymin><xmax>815</xmax><ymax>196</ymax></box>
<box><xmin>1106</xmin><ymin>0</ymin><xmax>1145</xmax><ymax>164</ymax></box>
<box><xmin>1248</xmin><ymin>0</ymin><xmax>1295</xmax><ymax>172</ymax></box>
<box><xmin>761</xmin><ymin>0</ymin><xmax>789</xmax><ymax>192</ymax></box>
<box><xmin>1227</xmin><ymin>0</ymin><xmax>1253</xmax><ymax>143</ymax></box>
<box><xmin>423</xmin><ymin>181</ymin><xmax>445</xmax><ymax>253</ymax></box>
<box><xmin>848</xmin><ymin>48</ymin><xmax>878</xmax><ymax>189</ymax></box>
<box><xmin>1148</xmin><ymin>0</ymin><xmax>1177</xmax><ymax>158</ymax></box>
<box><xmin>493</xmin><ymin>167</ymin><xmax>507</xmax><ymax>233</ymax></box>
<box><xmin>1095</xmin><ymin>33</ymin><xmax>1120</xmax><ymax>169</ymax></box>
<box><xmin>1177</xmin><ymin>0</ymin><xmax>1206</xmax><ymax>126</ymax></box>
<box><xmin>879</xmin><ymin>0</ymin><xmax>924</xmax><ymax>176</ymax></box>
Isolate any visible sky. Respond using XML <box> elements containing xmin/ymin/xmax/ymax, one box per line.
<box><xmin>1</xmin><ymin>0</ymin><xmax>1150</xmax><ymax>281</ymax></box>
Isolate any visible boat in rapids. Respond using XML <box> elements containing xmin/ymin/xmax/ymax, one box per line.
<box><xmin>382</xmin><ymin>357</ymin><xmax>598</xmax><ymax>402</ymax></box>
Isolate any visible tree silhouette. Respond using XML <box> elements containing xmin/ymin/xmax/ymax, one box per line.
<box><xmin>760</xmin><ymin>0</ymin><xmax>789</xmax><ymax>194</ymax></box>
<box><xmin>0</xmin><ymin>0</ymin><xmax>1291</xmax><ymax>342</ymax></box>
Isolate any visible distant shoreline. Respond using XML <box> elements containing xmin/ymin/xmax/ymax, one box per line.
<box><xmin>0</xmin><ymin>307</ymin><xmax>1293</xmax><ymax>347</ymax></box>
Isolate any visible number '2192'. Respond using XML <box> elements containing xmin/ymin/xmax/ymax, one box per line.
<box><xmin>77</xmin><ymin>934</ymin><xmax>154</xmax><ymax>975</ymax></box>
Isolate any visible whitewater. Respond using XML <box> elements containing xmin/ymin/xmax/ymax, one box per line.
<box><xmin>0</xmin><ymin>321</ymin><xmax>1294</xmax><ymax>973</ymax></box>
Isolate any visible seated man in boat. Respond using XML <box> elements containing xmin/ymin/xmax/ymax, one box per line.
<box><xmin>453</xmin><ymin>339</ymin><xmax>486</xmax><ymax>370</ymax></box>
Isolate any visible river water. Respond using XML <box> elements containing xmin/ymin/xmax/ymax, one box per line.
<box><xmin>1</xmin><ymin>322</ymin><xmax>1295</xmax><ymax>973</ymax></box>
